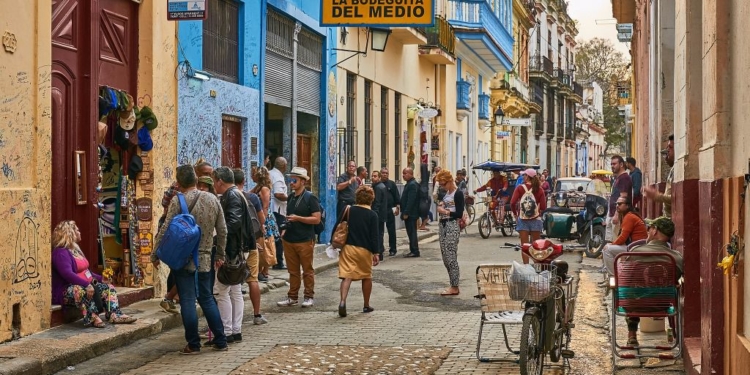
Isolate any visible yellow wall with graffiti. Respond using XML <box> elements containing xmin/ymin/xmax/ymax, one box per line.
<box><xmin>0</xmin><ymin>0</ymin><xmax>53</xmax><ymax>342</ymax></box>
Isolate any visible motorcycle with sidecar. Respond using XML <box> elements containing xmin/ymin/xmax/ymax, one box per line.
<box><xmin>543</xmin><ymin>182</ymin><xmax>608</xmax><ymax>258</ymax></box>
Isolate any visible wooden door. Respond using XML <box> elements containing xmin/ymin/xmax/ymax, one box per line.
<box><xmin>51</xmin><ymin>0</ymin><xmax>138</xmax><ymax>263</ymax></box>
<box><xmin>222</xmin><ymin>117</ymin><xmax>243</xmax><ymax>168</ymax></box>
<box><xmin>296</xmin><ymin>135</ymin><xmax>312</xmax><ymax>185</ymax></box>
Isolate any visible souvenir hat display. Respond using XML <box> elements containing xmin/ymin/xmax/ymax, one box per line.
<box><xmin>138</xmin><ymin>106</ymin><xmax>158</xmax><ymax>131</ymax></box>
<box><xmin>137</xmin><ymin>126</ymin><xmax>153</xmax><ymax>151</ymax></box>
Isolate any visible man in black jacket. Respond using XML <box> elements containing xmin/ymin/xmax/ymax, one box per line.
<box><xmin>371</xmin><ymin>171</ymin><xmax>389</xmax><ymax>261</ymax></box>
<box><xmin>380</xmin><ymin>168</ymin><xmax>400</xmax><ymax>256</ymax></box>
<box><xmin>212</xmin><ymin>167</ymin><xmax>257</xmax><ymax>343</ymax></box>
<box><xmin>400</xmin><ymin>167</ymin><xmax>420</xmax><ymax>257</ymax></box>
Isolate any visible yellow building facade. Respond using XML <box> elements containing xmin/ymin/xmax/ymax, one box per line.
<box><xmin>0</xmin><ymin>0</ymin><xmax>177</xmax><ymax>342</ymax></box>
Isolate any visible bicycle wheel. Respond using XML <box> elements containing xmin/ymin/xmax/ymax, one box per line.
<box><xmin>520</xmin><ymin>313</ymin><xmax>545</xmax><ymax>375</ymax></box>
<box><xmin>478</xmin><ymin>214</ymin><xmax>492</xmax><ymax>239</ymax></box>
<box><xmin>501</xmin><ymin>213</ymin><xmax>515</xmax><ymax>237</ymax></box>
<box><xmin>549</xmin><ymin>296</ymin><xmax>565</xmax><ymax>363</ymax></box>
<box><xmin>466</xmin><ymin>204</ymin><xmax>476</xmax><ymax>226</ymax></box>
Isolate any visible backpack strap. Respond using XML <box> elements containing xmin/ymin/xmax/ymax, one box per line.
<box><xmin>177</xmin><ymin>193</ymin><xmax>189</xmax><ymax>214</ymax></box>
<box><xmin>522</xmin><ymin>184</ymin><xmax>530</xmax><ymax>194</ymax></box>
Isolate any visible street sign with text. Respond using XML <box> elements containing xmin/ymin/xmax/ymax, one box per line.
<box><xmin>168</xmin><ymin>0</ymin><xmax>207</xmax><ymax>21</ymax></box>
<box><xmin>321</xmin><ymin>0</ymin><xmax>434</xmax><ymax>27</ymax></box>
<box><xmin>500</xmin><ymin>118</ymin><xmax>532</xmax><ymax>127</ymax></box>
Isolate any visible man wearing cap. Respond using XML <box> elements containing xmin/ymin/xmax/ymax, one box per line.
<box><xmin>277</xmin><ymin>167</ymin><xmax>321</xmax><ymax>308</ymax></box>
<box><xmin>623</xmin><ymin>216</ymin><xmax>683</xmax><ymax>346</ymax></box>
<box><xmin>643</xmin><ymin>135</ymin><xmax>674</xmax><ymax>218</ymax></box>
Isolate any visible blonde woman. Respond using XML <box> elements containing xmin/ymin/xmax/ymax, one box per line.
<box><xmin>51</xmin><ymin>220</ymin><xmax>136</xmax><ymax>327</ymax></box>
<box><xmin>252</xmin><ymin>166</ymin><xmax>279</xmax><ymax>278</ymax></box>
<box><xmin>434</xmin><ymin>170</ymin><xmax>465</xmax><ymax>296</ymax></box>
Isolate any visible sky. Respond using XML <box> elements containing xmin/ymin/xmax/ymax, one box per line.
<box><xmin>566</xmin><ymin>0</ymin><xmax>631</xmax><ymax>58</ymax></box>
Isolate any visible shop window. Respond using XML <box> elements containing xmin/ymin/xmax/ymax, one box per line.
<box><xmin>364</xmin><ymin>80</ymin><xmax>372</xmax><ymax>179</ymax></box>
<box><xmin>380</xmin><ymin>87</ymin><xmax>389</xmax><ymax>168</ymax></box>
<box><xmin>222</xmin><ymin>116</ymin><xmax>243</xmax><ymax>168</ymax></box>
<box><xmin>204</xmin><ymin>0</ymin><xmax>239</xmax><ymax>83</ymax></box>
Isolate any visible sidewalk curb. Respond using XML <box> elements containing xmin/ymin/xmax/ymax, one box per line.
<box><xmin>0</xmin><ymin>230</ymin><xmax>439</xmax><ymax>375</ymax></box>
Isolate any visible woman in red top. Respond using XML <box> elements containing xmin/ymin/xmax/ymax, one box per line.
<box><xmin>612</xmin><ymin>197</ymin><xmax>648</xmax><ymax>245</ymax></box>
<box><xmin>510</xmin><ymin>169</ymin><xmax>547</xmax><ymax>264</ymax></box>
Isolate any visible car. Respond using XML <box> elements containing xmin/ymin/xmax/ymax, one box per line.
<box><xmin>549</xmin><ymin>177</ymin><xmax>592</xmax><ymax>212</ymax></box>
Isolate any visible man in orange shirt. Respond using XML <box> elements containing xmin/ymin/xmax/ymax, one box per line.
<box><xmin>602</xmin><ymin>197</ymin><xmax>648</xmax><ymax>276</ymax></box>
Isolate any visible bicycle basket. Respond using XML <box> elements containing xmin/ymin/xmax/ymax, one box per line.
<box><xmin>507</xmin><ymin>263</ymin><xmax>558</xmax><ymax>302</ymax></box>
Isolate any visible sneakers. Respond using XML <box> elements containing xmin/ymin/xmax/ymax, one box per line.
<box><xmin>301</xmin><ymin>298</ymin><xmax>314</xmax><ymax>308</ymax></box>
<box><xmin>160</xmin><ymin>299</ymin><xmax>178</xmax><ymax>314</ymax></box>
<box><xmin>276</xmin><ymin>298</ymin><xmax>299</xmax><ymax>307</ymax></box>
<box><xmin>232</xmin><ymin>333</ymin><xmax>242</xmax><ymax>342</ymax></box>
<box><xmin>253</xmin><ymin>315</ymin><xmax>269</xmax><ymax>325</ymax></box>
<box><xmin>258</xmin><ymin>273</ymin><xmax>269</xmax><ymax>282</ymax></box>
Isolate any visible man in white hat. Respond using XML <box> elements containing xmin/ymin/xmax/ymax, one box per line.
<box><xmin>276</xmin><ymin>167</ymin><xmax>322</xmax><ymax>308</ymax></box>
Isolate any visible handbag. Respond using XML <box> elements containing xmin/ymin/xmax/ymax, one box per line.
<box><xmin>262</xmin><ymin>236</ymin><xmax>278</xmax><ymax>267</ymax></box>
<box><xmin>459</xmin><ymin>211</ymin><xmax>469</xmax><ymax>230</ymax></box>
<box><xmin>331</xmin><ymin>206</ymin><xmax>350</xmax><ymax>249</ymax></box>
<box><xmin>217</xmin><ymin>254</ymin><xmax>249</xmax><ymax>286</ymax></box>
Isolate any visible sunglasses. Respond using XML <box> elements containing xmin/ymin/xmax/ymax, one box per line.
<box><xmin>290</xmin><ymin>178</ymin><xmax>299</xmax><ymax>184</ymax></box>
<box><xmin>616</xmin><ymin>202</ymin><xmax>627</xmax><ymax>206</ymax></box>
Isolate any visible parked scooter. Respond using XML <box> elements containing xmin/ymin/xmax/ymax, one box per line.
<box><xmin>543</xmin><ymin>186</ymin><xmax>608</xmax><ymax>258</ymax></box>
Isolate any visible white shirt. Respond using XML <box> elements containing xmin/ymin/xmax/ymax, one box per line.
<box><xmin>440</xmin><ymin>190</ymin><xmax>457</xmax><ymax>219</ymax></box>
<box><xmin>269</xmin><ymin>168</ymin><xmax>288</xmax><ymax>216</ymax></box>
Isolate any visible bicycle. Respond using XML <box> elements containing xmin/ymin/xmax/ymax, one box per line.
<box><xmin>478</xmin><ymin>193</ymin><xmax>516</xmax><ymax>239</ymax></box>
<box><xmin>465</xmin><ymin>194</ymin><xmax>476</xmax><ymax>226</ymax></box>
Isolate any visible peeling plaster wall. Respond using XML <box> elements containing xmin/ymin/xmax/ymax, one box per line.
<box><xmin>0</xmin><ymin>0</ymin><xmax>52</xmax><ymax>342</ymax></box>
<box><xmin>177</xmin><ymin>78</ymin><xmax>261</xmax><ymax>174</ymax></box>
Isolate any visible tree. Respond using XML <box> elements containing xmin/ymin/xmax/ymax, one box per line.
<box><xmin>575</xmin><ymin>38</ymin><xmax>630</xmax><ymax>153</ymax></box>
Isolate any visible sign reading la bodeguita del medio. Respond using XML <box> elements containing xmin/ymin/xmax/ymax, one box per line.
<box><xmin>321</xmin><ymin>0</ymin><xmax>434</xmax><ymax>27</ymax></box>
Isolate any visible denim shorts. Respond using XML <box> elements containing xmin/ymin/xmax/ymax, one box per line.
<box><xmin>516</xmin><ymin>218</ymin><xmax>543</xmax><ymax>232</ymax></box>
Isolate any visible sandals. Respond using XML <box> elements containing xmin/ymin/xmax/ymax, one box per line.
<box><xmin>91</xmin><ymin>316</ymin><xmax>106</xmax><ymax>328</ymax></box>
<box><xmin>440</xmin><ymin>289</ymin><xmax>460</xmax><ymax>296</ymax></box>
<box><xmin>626</xmin><ymin>336</ymin><xmax>639</xmax><ymax>347</ymax></box>
<box><xmin>362</xmin><ymin>306</ymin><xmax>374</xmax><ymax>313</ymax></box>
<box><xmin>109</xmin><ymin>314</ymin><xmax>138</xmax><ymax>324</ymax></box>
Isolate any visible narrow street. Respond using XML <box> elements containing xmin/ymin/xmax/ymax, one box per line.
<box><xmin>58</xmin><ymin>227</ymin><xmax>627</xmax><ymax>375</ymax></box>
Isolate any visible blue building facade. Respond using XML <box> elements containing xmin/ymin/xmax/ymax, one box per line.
<box><xmin>177</xmin><ymin>0</ymin><xmax>338</xmax><ymax>242</ymax></box>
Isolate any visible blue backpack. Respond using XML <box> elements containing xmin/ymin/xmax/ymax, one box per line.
<box><xmin>156</xmin><ymin>193</ymin><xmax>202</xmax><ymax>270</ymax></box>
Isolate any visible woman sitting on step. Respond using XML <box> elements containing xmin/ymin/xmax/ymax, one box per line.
<box><xmin>51</xmin><ymin>220</ymin><xmax>137</xmax><ymax>328</ymax></box>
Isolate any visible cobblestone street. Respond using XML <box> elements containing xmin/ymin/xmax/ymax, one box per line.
<box><xmin>58</xmin><ymin>229</ymin><xmax>680</xmax><ymax>375</ymax></box>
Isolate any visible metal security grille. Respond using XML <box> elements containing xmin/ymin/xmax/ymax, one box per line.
<box><xmin>203</xmin><ymin>0</ymin><xmax>239</xmax><ymax>82</ymax></box>
<box><xmin>380</xmin><ymin>87</ymin><xmax>388</xmax><ymax>168</ymax></box>
<box><xmin>394</xmin><ymin>92</ymin><xmax>402</xmax><ymax>181</ymax></box>
<box><xmin>265</xmin><ymin>8</ymin><xmax>294</xmax><ymax>106</ymax></box>
<box><xmin>364</xmin><ymin>80</ymin><xmax>372</xmax><ymax>177</ymax></box>
<box><xmin>345</xmin><ymin>73</ymin><xmax>357</xmax><ymax>167</ymax></box>
<box><xmin>297</xmin><ymin>28</ymin><xmax>322</xmax><ymax>116</ymax></box>
<box><xmin>337</xmin><ymin>128</ymin><xmax>358</xmax><ymax>176</ymax></box>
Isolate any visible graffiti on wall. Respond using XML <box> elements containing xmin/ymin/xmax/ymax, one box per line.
<box><xmin>177</xmin><ymin>78</ymin><xmax>260</xmax><ymax>176</ymax></box>
<box><xmin>13</xmin><ymin>215</ymin><xmax>39</xmax><ymax>284</ymax></box>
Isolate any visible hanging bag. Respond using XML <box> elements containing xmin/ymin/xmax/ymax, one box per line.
<box><xmin>331</xmin><ymin>206</ymin><xmax>351</xmax><ymax>249</ymax></box>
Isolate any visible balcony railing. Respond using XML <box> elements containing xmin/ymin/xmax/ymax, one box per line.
<box><xmin>534</xmin><ymin>115</ymin><xmax>544</xmax><ymax>134</ymax></box>
<box><xmin>553</xmin><ymin>68</ymin><xmax>564</xmax><ymax>82</ymax></box>
<box><xmin>573</xmin><ymin>82</ymin><xmax>583</xmax><ymax>97</ymax></box>
<box><xmin>530</xmin><ymin>55</ymin><xmax>554</xmax><ymax>76</ymax></box>
<box><xmin>447</xmin><ymin>0</ymin><xmax>514</xmax><ymax>56</ymax></box>
<box><xmin>509</xmin><ymin>75</ymin><xmax>530</xmax><ymax>101</ymax></box>
<box><xmin>565</xmin><ymin>123</ymin><xmax>575</xmax><ymax>140</ymax></box>
<box><xmin>546</xmin><ymin>115</ymin><xmax>554</xmax><ymax>135</ymax></box>
<box><xmin>457</xmin><ymin>80</ymin><xmax>471</xmax><ymax>111</ymax></box>
<box><xmin>532</xmin><ymin>83</ymin><xmax>544</xmax><ymax>106</ymax></box>
<box><xmin>556</xmin><ymin>122</ymin><xmax>564</xmax><ymax>139</ymax></box>
<box><xmin>419</xmin><ymin>16</ymin><xmax>456</xmax><ymax>55</ymax></box>
<box><xmin>478</xmin><ymin>93</ymin><xmax>490</xmax><ymax>120</ymax></box>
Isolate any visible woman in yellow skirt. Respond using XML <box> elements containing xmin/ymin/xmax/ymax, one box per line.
<box><xmin>336</xmin><ymin>185</ymin><xmax>381</xmax><ymax>317</ymax></box>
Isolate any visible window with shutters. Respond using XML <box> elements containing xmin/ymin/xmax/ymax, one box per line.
<box><xmin>364</xmin><ymin>80</ymin><xmax>372</xmax><ymax>177</ymax></box>
<box><xmin>394</xmin><ymin>92</ymin><xmax>402</xmax><ymax>181</ymax></box>
<box><xmin>203</xmin><ymin>0</ymin><xmax>239</xmax><ymax>83</ymax></box>
<box><xmin>380</xmin><ymin>87</ymin><xmax>388</xmax><ymax>168</ymax></box>
<box><xmin>341</xmin><ymin>72</ymin><xmax>357</xmax><ymax>173</ymax></box>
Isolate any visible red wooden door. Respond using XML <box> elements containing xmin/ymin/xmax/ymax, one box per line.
<box><xmin>51</xmin><ymin>0</ymin><xmax>138</xmax><ymax>263</ymax></box>
<box><xmin>222</xmin><ymin>117</ymin><xmax>243</xmax><ymax>168</ymax></box>
<box><xmin>296</xmin><ymin>135</ymin><xmax>312</xmax><ymax>185</ymax></box>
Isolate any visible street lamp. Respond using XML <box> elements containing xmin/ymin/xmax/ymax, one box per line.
<box><xmin>332</xmin><ymin>27</ymin><xmax>392</xmax><ymax>68</ymax></box>
<box><xmin>494</xmin><ymin>107</ymin><xmax>505</xmax><ymax>126</ymax></box>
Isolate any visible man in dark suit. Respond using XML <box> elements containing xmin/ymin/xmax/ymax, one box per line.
<box><xmin>400</xmin><ymin>167</ymin><xmax>420</xmax><ymax>257</ymax></box>
<box><xmin>380</xmin><ymin>168</ymin><xmax>400</xmax><ymax>256</ymax></box>
<box><xmin>371</xmin><ymin>171</ymin><xmax>389</xmax><ymax>261</ymax></box>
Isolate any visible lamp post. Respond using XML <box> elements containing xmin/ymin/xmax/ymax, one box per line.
<box><xmin>332</xmin><ymin>27</ymin><xmax>392</xmax><ymax>68</ymax></box>
<box><xmin>490</xmin><ymin>106</ymin><xmax>505</xmax><ymax>160</ymax></box>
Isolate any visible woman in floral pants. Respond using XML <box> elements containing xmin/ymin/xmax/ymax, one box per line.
<box><xmin>434</xmin><ymin>170</ymin><xmax>466</xmax><ymax>296</ymax></box>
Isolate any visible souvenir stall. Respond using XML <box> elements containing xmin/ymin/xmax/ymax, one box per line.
<box><xmin>96</xmin><ymin>87</ymin><xmax>159</xmax><ymax>287</ymax></box>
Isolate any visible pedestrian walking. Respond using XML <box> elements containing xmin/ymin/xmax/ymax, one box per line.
<box><xmin>233</xmin><ymin>168</ymin><xmax>269</xmax><ymax>325</ymax></box>
<box><xmin>434</xmin><ymin>170</ymin><xmax>465</xmax><ymax>296</ymax></box>
<box><xmin>277</xmin><ymin>167</ymin><xmax>322</xmax><ymax>308</ymax></box>
<box><xmin>510</xmin><ymin>168</ymin><xmax>547</xmax><ymax>264</ymax></box>
<box><xmin>51</xmin><ymin>220</ymin><xmax>137</xmax><ymax>328</ymax></box>
<box><xmin>269</xmin><ymin>157</ymin><xmax>288</xmax><ymax>269</ymax></box>
<box><xmin>336</xmin><ymin>160</ymin><xmax>359</xmax><ymax>221</ymax></box>
<box><xmin>400</xmin><ymin>167</ymin><xmax>421</xmax><ymax>257</ymax></box>
<box><xmin>153</xmin><ymin>164</ymin><xmax>229</xmax><ymax>354</ymax></box>
<box><xmin>370</xmin><ymin>171</ymin><xmax>389</xmax><ymax>260</ymax></box>
<box><xmin>380</xmin><ymin>168</ymin><xmax>401</xmax><ymax>256</ymax></box>
<box><xmin>336</xmin><ymin>185</ymin><xmax>381</xmax><ymax>318</ymax></box>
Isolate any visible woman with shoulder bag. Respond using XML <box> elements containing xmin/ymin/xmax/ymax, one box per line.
<box><xmin>252</xmin><ymin>167</ymin><xmax>280</xmax><ymax>278</ymax></box>
<box><xmin>434</xmin><ymin>170</ymin><xmax>465</xmax><ymax>296</ymax></box>
<box><xmin>335</xmin><ymin>185</ymin><xmax>380</xmax><ymax>317</ymax></box>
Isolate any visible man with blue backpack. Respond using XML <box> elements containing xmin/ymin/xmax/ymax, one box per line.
<box><xmin>153</xmin><ymin>164</ymin><xmax>229</xmax><ymax>354</ymax></box>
